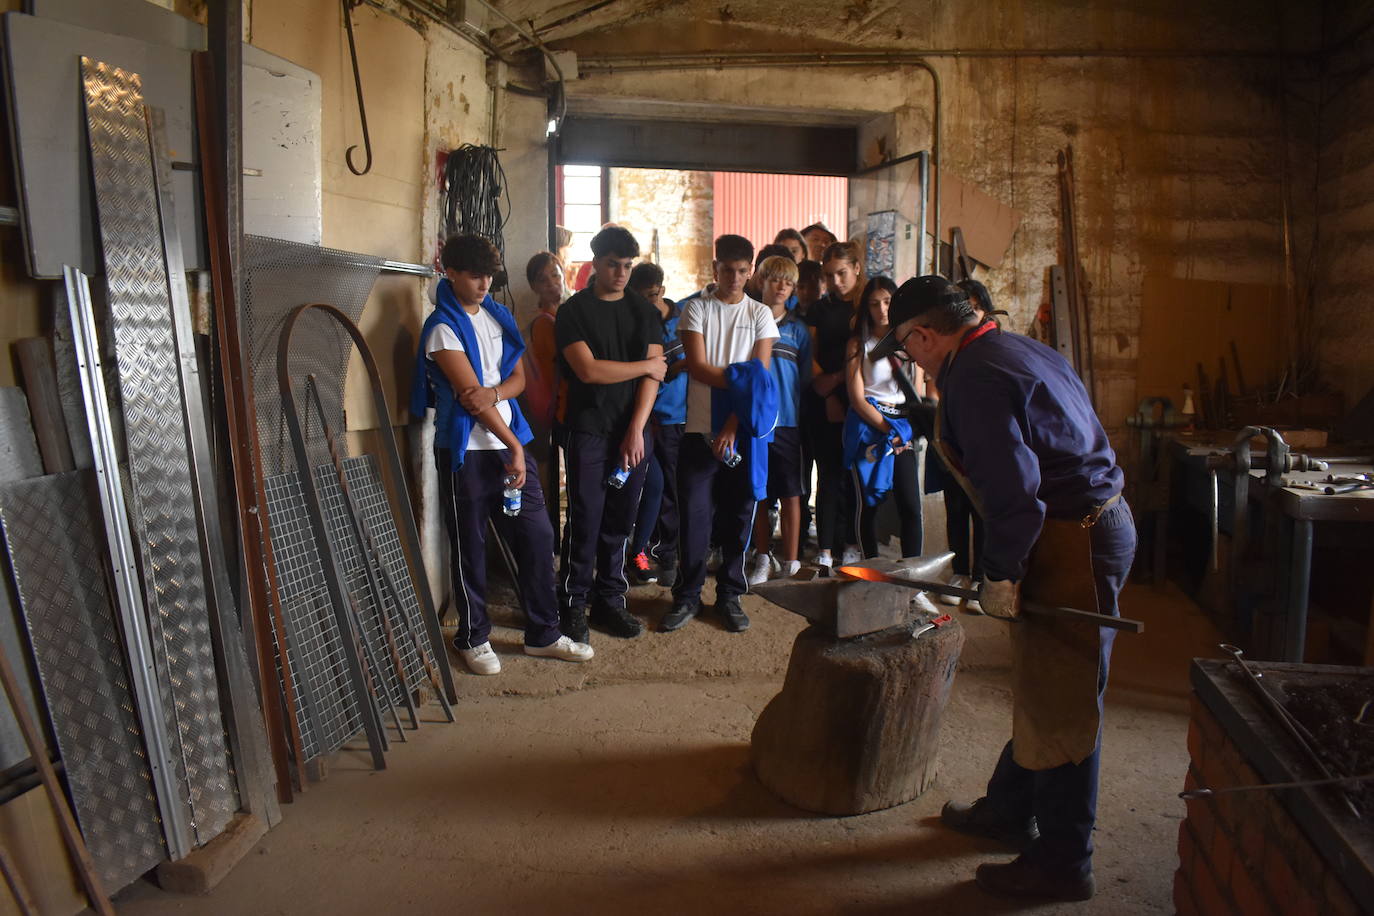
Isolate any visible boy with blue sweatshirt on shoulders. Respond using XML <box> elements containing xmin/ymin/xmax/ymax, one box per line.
<box><xmin>662</xmin><ymin>235</ymin><xmax>779</xmax><ymax>634</ymax></box>
<box><xmin>412</xmin><ymin>234</ymin><xmax>592</xmax><ymax>676</ymax></box>
<box><xmin>746</xmin><ymin>255</ymin><xmax>810</xmax><ymax>585</ymax></box>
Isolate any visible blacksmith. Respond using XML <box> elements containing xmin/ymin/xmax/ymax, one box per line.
<box><xmin>870</xmin><ymin>276</ymin><xmax>1136</xmax><ymax>902</ymax></box>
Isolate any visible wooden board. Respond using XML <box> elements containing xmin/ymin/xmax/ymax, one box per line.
<box><xmin>925</xmin><ymin>169</ymin><xmax>1023</xmax><ymax>269</ymax></box>
<box><xmin>1136</xmin><ymin>276</ymin><xmax>1286</xmax><ymax>409</ymax></box>
<box><xmin>0</xmin><ymin>786</ymin><xmax>86</xmax><ymax>916</ymax></box>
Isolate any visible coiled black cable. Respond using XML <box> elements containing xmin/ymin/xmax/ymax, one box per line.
<box><xmin>441</xmin><ymin>144</ymin><xmax>511</xmax><ymax>289</ymax></box>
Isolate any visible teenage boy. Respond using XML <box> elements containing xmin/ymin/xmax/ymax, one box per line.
<box><xmin>662</xmin><ymin>234</ymin><xmax>779</xmax><ymax>633</ymax></box>
<box><xmin>555</xmin><ymin>226</ymin><xmax>667</xmax><ymax>641</ymax></box>
<box><xmin>746</xmin><ymin>256</ymin><xmax>809</xmax><ymax>585</ymax></box>
<box><xmin>626</xmin><ymin>262</ymin><xmax>687</xmax><ymax>587</ymax></box>
<box><xmin>411</xmin><ymin>234</ymin><xmax>592</xmax><ymax>675</ymax></box>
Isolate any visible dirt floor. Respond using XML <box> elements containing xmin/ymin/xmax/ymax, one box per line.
<box><xmin>117</xmin><ymin>574</ymin><xmax>1220</xmax><ymax>916</ymax></box>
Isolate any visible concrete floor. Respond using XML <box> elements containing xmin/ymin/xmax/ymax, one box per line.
<box><xmin>118</xmin><ymin>575</ymin><xmax>1220</xmax><ymax>916</ymax></box>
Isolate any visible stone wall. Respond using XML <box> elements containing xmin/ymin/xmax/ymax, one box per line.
<box><xmin>555</xmin><ymin>0</ymin><xmax>1318</xmax><ymax>433</ymax></box>
<box><xmin>1309</xmin><ymin>3</ymin><xmax>1374</xmax><ymax>412</ymax></box>
<box><xmin>609</xmin><ymin>167</ymin><xmax>715</xmax><ymax>298</ymax></box>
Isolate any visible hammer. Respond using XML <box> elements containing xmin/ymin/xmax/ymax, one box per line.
<box><xmin>834</xmin><ymin>566</ymin><xmax>1145</xmax><ymax>634</ymax></box>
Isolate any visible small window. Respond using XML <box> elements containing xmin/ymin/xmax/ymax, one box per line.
<box><xmin>557</xmin><ymin>165</ymin><xmax>608</xmax><ymax>264</ymax></box>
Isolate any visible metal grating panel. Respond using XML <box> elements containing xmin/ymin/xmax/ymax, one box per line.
<box><xmin>0</xmin><ymin>389</ymin><xmax>45</xmax><ymax>771</ymax></box>
<box><xmin>264</xmin><ymin>472</ymin><xmax>363</xmax><ymax>759</ymax></box>
<box><xmin>344</xmin><ymin>456</ymin><xmax>430</xmax><ymax>665</ymax></box>
<box><xmin>0</xmin><ymin>471</ymin><xmax>165</xmax><ymax>890</ymax></box>
<box><xmin>313</xmin><ymin>462</ymin><xmax>424</xmax><ymax>707</ymax></box>
<box><xmin>82</xmin><ymin>58</ymin><xmax>234</xmax><ymax>841</ymax></box>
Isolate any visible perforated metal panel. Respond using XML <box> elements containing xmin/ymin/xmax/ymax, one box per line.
<box><xmin>241</xmin><ymin>236</ymin><xmax>381</xmax><ymax>477</ymax></box>
<box><xmin>82</xmin><ymin>57</ymin><xmax>234</xmax><ymax>841</ymax></box>
<box><xmin>264</xmin><ymin>472</ymin><xmax>363</xmax><ymax>760</ymax></box>
<box><xmin>0</xmin><ymin>472</ymin><xmax>165</xmax><ymax>890</ymax></box>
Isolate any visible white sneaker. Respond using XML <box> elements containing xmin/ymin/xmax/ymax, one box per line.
<box><xmin>459</xmin><ymin>641</ymin><xmax>501</xmax><ymax>676</ymax></box>
<box><xmin>747</xmin><ymin>551</ymin><xmax>775</xmax><ymax>587</ymax></box>
<box><xmin>941</xmin><ymin>574</ymin><xmax>970</xmax><ymax>606</ymax></box>
<box><xmin>525</xmin><ymin>635</ymin><xmax>594</xmax><ymax>663</ymax></box>
<box><xmin>841</xmin><ymin>545</ymin><xmax>863</xmax><ymax>565</ymax></box>
<box><xmin>779</xmin><ymin>559</ymin><xmax>801</xmax><ymax>577</ymax></box>
<box><xmin>813</xmin><ymin>549</ymin><xmax>833</xmax><ymax>569</ymax></box>
<box><xmin>911</xmin><ymin>592</ymin><xmax>941</xmax><ymax>617</ymax></box>
<box><xmin>965</xmin><ymin>587</ymin><xmax>984</xmax><ymax>615</ymax></box>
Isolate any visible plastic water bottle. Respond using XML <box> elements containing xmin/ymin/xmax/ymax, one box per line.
<box><xmin>502</xmin><ymin>474</ymin><xmax>521</xmax><ymax>517</ymax></box>
<box><xmin>607</xmin><ymin>465</ymin><xmax>631</xmax><ymax>489</ymax></box>
<box><xmin>721</xmin><ymin>447</ymin><xmax>742</xmax><ymax>468</ymax></box>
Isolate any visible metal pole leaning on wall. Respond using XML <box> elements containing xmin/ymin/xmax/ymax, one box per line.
<box><xmin>280</xmin><ymin>303</ymin><xmax>458</xmax><ymax>706</ymax></box>
<box><xmin>193</xmin><ymin>51</ymin><xmax>306</xmax><ymax>798</ymax></box>
<box><xmin>63</xmin><ymin>266</ymin><xmax>192</xmax><ymax>860</ymax></box>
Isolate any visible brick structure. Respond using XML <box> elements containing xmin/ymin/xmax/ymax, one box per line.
<box><xmin>1175</xmin><ymin>693</ymin><xmax>1366</xmax><ymax>916</ymax></box>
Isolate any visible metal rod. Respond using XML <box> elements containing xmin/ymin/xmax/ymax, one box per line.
<box><xmin>1219</xmin><ymin>644</ymin><xmax>1361</xmax><ymax>819</ymax></box>
<box><xmin>63</xmin><ymin>266</ymin><xmax>193</xmax><ymax>859</ymax></box>
<box><xmin>1209</xmin><ymin>468</ymin><xmax>1220</xmax><ymax>572</ymax></box>
<box><xmin>1180</xmin><ymin>771</ymin><xmax>1374</xmax><ymax>799</ymax></box>
<box><xmin>833</xmin><ymin>566</ymin><xmax>1145</xmax><ymax>633</ymax></box>
<box><xmin>577</xmin><ymin>48</ymin><xmax>1286</xmax><ymax>66</ymax></box>
<box><xmin>193</xmin><ymin>51</ymin><xmax>305</xmax><ymax>798</ymax></box>
<box><xmin>1284</xmin><ymin>519</ymin><xmax>1313</xmax><ymax>663</ymax></box>
<box><xmin>341</xmin><ymin>0</ymin><xmax>374</xmax><ymax>175</ymax></box>
<box><xmin>380</xmin><ymin>259</ymin><xmax>436</xmax><ymax>277</ymax></box>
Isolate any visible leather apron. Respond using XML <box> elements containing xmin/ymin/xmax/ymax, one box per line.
<box><xmin>932</xmin><ymin>329</ymin><xmax>1105</xmax><ymax>771</ymax></box>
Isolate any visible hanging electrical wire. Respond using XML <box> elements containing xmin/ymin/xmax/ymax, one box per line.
<box><xmin>441</xmin><ymin>144</ymin><xmax>512</xmax><ymax>289</ymax></box>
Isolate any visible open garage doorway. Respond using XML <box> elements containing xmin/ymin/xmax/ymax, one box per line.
<box><xmin>554</xmin><ymin>164</ymin><xmax>848</xmax><ymax>300</ymax></box>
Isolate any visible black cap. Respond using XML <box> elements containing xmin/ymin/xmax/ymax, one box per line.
<box><xmin>869</xmin><ymin>275</ymin><xmax>969</xmax><ymax>361</ymax></box>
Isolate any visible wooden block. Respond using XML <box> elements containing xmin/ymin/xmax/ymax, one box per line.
<box><xmin>751</xmin><ymin>618</ymin><xmax>965</xmax><ymax>815</ymax></box>
<box><xmin>153</xmin><ymin>814</ymin><xmax>266</xmax><ymax>896</ymax></box>
<box><xmin>12</xmin><ymin>339</ymin><xmax>75</xmax><ymax>474</ymax></box>
<box><xmin>304</xmin><ymin>756</ymin><xmax>328</xmax><ymax>783</ymax></box>
<box><xmin>0</xmin><ymin>785</ymin><xmax>86</xmax><ymax>916</ymax></box>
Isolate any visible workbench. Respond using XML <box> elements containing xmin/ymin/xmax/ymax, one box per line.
<box><xmin>1171</xmin><ymin>435</ymin><xmax>1374</xmax><ymax>664</ymax></box>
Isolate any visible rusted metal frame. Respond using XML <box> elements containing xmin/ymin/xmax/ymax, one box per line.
<box><xmin>192</xmin><ymin>51</ymin><xmax>304</xmax><ymax>798</ymax></box>
<box><xmin>280</xmin><ymin>303</ymin><xmax>457</xmax><ymax>704</ymax></box>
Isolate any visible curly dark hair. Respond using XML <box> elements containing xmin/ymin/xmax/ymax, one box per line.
<box><xmin>441</xmin><ymin>234</ymin><xmax>503</xmax><ymax>276</ymax></box>
<box><xmin>590</xmin><ymin>226</ymin><xmax>640</xmax><ymax>259</ymax></box>
<box><xmin>629</xmin><ymin>261</ymin><xmax>664</xmax><ymax>291</ymax></box>
<box><xmin>714</xmin><ymin>233</ymin><xmax>754</xmax><ymax>264</ymax></box>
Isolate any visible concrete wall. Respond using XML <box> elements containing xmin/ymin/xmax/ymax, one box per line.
<box><xmin>1309</xmin><ymin>4</ymin><xmax>1374</xmax><ymax>410</ymax></box>
<box><xmin>609</xmin><ymin>167</ymin><xmax>715</xmax><ymax>297</ymax></box>
<box><xmin>555</xmin><ymin>0</ymin><xmax>1317</xmax><ymax>433</ymax></box>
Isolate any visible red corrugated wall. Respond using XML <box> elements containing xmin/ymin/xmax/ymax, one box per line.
<box><xmin>711</xmin><ymin>172</ymin><xmax>848</xmax><ymax>253</ymax></box>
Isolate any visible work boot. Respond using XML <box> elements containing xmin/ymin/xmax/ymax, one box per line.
<box><xmin>589</xmin><ymin>602</ymin><xmax>643</xmax><ymax>638</ymax></box>
<box><xmin>660</xmin><ymin>599</ymin><xmax>699</xmax><ymax>632</ymax></box>
<box><xmin>716</xmin><ymin>595</ymin><xmax>750</xmax><ymax>633</ymax></box>
<box><xmin>975</xmin><ymin>858</ymin><xmax>1094</xmax><ymax>902</ymax></box>
<box><xmin>940</xmin><ymin>798</ymin><xmax>1039</xmax><ymax>849</ymax></box>
<box><xmin>559</xmin><ymin>605</ymin><xmax>590</xmax><ymax>645</ymax></box>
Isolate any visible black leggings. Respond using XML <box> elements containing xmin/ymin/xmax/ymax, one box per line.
<box><xmin>812</xmin><ymin>420</ymin><xmax>855</xmax><ymax>553</ymax></box>
<box><xmin>852</xmin><ymin>448</ymin><xmax>923</xmax><ymax>559</ymax></box>
<box><xmin>944</xmin><ymin>480</ymin><xmax>984</xmax><ymax>578</ymax></box>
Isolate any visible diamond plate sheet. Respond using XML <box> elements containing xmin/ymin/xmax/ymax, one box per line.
<box><xmin>264</xmin><ymin>472</ymin><xmax>363</xmax><ymax>759</ymax></box>
<box><xmin>0</xmin><ymin>389</ymin><xmax>44</xmax><ymax>771</ymax></box>
<box><xmin>82</xmin><ymin>57</ymin><xmax>234</xmax><ymax>841</ymax></box>
<box><xmin>0</xmin><ymin>471</ymin><xmax>166</xmax><ymax>890</ymax></box>
<box><xmin>314</xmin><ymin>462</ymin><xmax>424</xmax><ymax>707</ymax></box>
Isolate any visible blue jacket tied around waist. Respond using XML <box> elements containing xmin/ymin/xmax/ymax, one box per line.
<box><xmin>410</xmin><ymin>279</ymin><xmax>533</xmax><ymax>472</ymax></box>
<box><xmin>843</xmin><ymin>398</ymin><xmax>913</xmax><ymax>507</ymax></box>
<box><xmin>710</xmin><ymin>359</ymin><xmax>779</xmax><ymax>500</ymax></box>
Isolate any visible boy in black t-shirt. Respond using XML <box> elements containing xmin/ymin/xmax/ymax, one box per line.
<box><xmin>554</xmin><ymin>227</ymin><xmax>667</xmax><ymax>641</ymax></box>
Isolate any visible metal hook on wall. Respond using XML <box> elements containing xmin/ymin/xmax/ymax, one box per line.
<box><xmin>341</xmin><ymin>0</ymin><xmax>372</xmax><ymax>176</ymax></box>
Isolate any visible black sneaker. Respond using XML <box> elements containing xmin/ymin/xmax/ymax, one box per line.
<box><xmin>940</xmin><ymin>798</ymin><xmax>1039</xmax><ymax>850</ymax></box>
<box><xmin>660</xmin><ymin>599</ymin><xmax>698</xmax><ymax>632</ymax></box>
<box><xmin>560</xmin><ymin>605</ymin><xmax>590</xmax><ymax>644</ymax></box>
<box><xmin>589</xmin><ymin>603</ymin><xmax>643</xmax><ymax>638</ymax></box>
<box><xmin>716</xmin><ymin>595</ymin><xmax>750</xmax><ymax>633</ymax></box>
<box><xmin>627</xmin><ymin>550</ymin><xmax>658</xmax><ymax>586</ymax></box>
<box><xmin>656</xmin><ymin>560</ymin><xmax>679</xmax><ymax>591</ymax></box>
<box><xmin>975</xmin><ymin>858</ymin><xmax>1094</xmax><ymax>902</ymax></box>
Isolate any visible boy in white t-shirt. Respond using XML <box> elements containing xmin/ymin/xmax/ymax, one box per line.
<box><xmin>412</xmin><ymin>234</ymin><xmax>592</xmax><ymax>676</ymax></box>
<box><xmin>661</xmin><ymin>235</ymin><xmax>779</xmax><ymax>634</ymax></box>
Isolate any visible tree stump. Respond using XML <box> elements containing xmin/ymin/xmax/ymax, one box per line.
<box><xmin>750</xmin><ymin>619</ymin><xmax>965</xmax><ymax>816</ymax></box>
